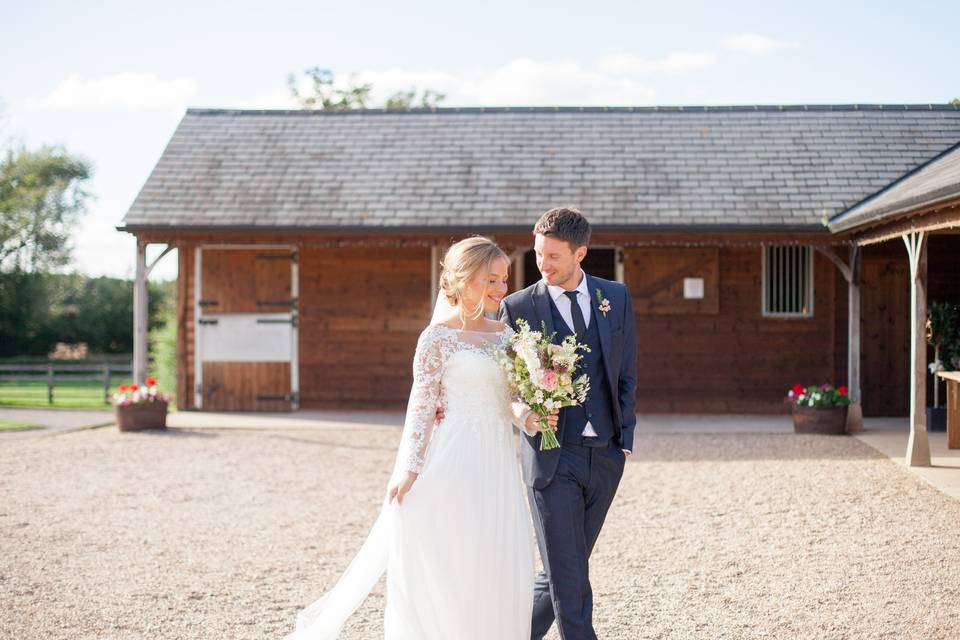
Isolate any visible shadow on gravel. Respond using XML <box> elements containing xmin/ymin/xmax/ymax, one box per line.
<box><xmin>120</xmin><ymin>428</ymin><xmax>222</xmax><ymax>439</ymax></box>
<box><xmin>630</xmin><ymin>432</ymin><xmax>888</xmax><ymax>463</ymax></box>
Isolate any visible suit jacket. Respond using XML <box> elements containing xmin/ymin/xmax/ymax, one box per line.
<box><xmin>499</xmin><ymin>273</ymin><xmax>638</xmax><ymax>488</ymax></box>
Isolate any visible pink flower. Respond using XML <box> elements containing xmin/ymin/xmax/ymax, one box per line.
<box><xmin>541</xmin><ymin>370</ymin><xmax>558</xmax><ymax>391</ymax></box>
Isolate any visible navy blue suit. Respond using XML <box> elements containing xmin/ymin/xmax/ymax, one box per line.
<box><xmin>499</xmin><ymin>273</ymin><xmax>638</xmax><ymax>640</ymax></box>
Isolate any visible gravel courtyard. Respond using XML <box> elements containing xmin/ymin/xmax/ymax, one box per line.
<box><xmin>3</xmin><ymin>424</ymin><xmax>959</xmax><ymax>640</ymax></box>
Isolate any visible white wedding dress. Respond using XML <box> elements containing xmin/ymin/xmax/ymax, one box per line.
<box><xmin>285</xmin><ymin>324</ymin><xmax>535</xmax><ymax>640</ymax></box>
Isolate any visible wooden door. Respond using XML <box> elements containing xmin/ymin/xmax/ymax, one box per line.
<box><xmin>860</xmin><ymin>258</ymin><xmax>909</xmax><ymax>416</ymax></box>
<box><xmin>197</xmin><ymin>247</ymin><xmax>298</xmax><ymax>411</ymax></box>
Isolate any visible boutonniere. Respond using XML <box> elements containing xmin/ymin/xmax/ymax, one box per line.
<box><xmin>595</xmin><ymin>288</ymin><xmax>611</xmax><ymax>316</ymax></box>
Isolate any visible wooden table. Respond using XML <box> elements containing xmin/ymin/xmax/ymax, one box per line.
<box><xmin>937</xmin><ymin>371</ymin><xmax>960</xmax><ymax>449</ymax></box>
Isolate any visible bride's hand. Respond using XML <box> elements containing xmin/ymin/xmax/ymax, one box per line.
<box><xmin>388</xmin><ymin>471</ymin><xmax>418</xmax><ymax>505</ymax></box>
<box><xmin>525</xmin><ymin>408</ymin><xmax>559</xmax><ymax>435</ymax></box>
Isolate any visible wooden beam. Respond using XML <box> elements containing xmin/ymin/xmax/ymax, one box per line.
<box><xmin>903</xmin><ymin>231</ymin><xmax>931</xmax><ymax>466</ymax></box>
<box><xmin>813</xmin><ymin>246</ymin><xmax>852</xmax><ymax>282</ymax></box>
<box><xmin>124</xmin><ymin>228</ymin><xmax>844</xmax><ymax>248</ymax></box>
<box><xmin>852</xmin><ymin>204</ymin><xmax>960</xmax><ymax>246</ymax></box>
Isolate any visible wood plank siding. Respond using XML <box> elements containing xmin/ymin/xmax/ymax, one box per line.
<box><xmin>171</xmin><ymin>232</ymin><xmax>960</xmax><ymax>416</ymax></box>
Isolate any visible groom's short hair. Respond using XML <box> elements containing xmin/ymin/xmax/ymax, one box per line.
<box><xmin>534</xmin><ymin>207</ymin><xmax>591</xmax><ymax>249</ymax></box>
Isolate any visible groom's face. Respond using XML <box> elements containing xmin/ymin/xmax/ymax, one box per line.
<box><xmin>534</xmin><ymin>234</ymin><xmax>586</xmax><ymax>289</ymax></box>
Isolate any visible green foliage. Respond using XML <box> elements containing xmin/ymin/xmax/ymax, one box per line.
<box><xmin>927</xmin><ymin>302</ymin><xmax>960</xmax><ymax>369</ymax></box>
<box><xmin>288</xmin><ymin>67</ymin><xmax>372</xmax><ymax>110</ymax></box>
<box><xmin>149</xmin><ymin>289</ymin><xmax>178</xmax><ymax>406</ymax></box>
<box><xmin>385</xmin><ymin>88</ymin><xmax>446</xmax><ymax>109</ymax></box>
<box><xmin>289</xmin><ymin>67</ymin><xmax>446</xmax><ymax>111</ymax></box>
<box><xmin>0</xmin><ymin>146</ymin><xmax>92</xmax><ymax>273</ymax></box>
<box><xmin>0</xmin><ymin>270</ymin><xmax>58</xmax><ymax>356</ymax></box>
<box><xmin>0</xmin><ymin>272</ymin><xmax>173</xmax><ymax>357</ymax></box>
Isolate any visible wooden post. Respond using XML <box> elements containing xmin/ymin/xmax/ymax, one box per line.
<box><xmin>102</xmin><ymin>364</ymin><xmax>110</xmax><ymax>402</ymax></box>
<box><xmin>903</xmin><ymin>231</ymin><xmax>931</xmax><ymax>466</ymax></box>
<box><xmin>133</xmin><ymin>238</ymin><xmax>149</xmax><ymax>387</ymax></box>
<box><xmin>47</xmin><ymin>364</ymin><xmax>54</xmax><ymax>405</ymax></box>
<box><xmin>176</xmin><ymin>248</ymin><xmax>189</xmax><ymax>409</ymax></box>
<box><xmin>846</xmin><ymin>245</ymin><xmax>864</xmax><ymax>432</ymax></box>
<box><xmin>812</xmin><ymin>244</ymin><xmax>864</xmax><ymax>433</ymax></box>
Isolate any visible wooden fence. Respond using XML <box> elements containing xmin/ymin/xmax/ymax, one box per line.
<box><xmin>0</xmin><ymin>363</ymin><xmax>133</xmax><ymax>404</ymax></box>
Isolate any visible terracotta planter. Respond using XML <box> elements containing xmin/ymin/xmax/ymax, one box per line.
<box><xmin>115</xmin><ymin>401</ymin><xmax>168</xmax><ymax>432</ymax></box>
<box><xmin>791</xmin><ymin>404</ymin><xmax>849</xmax><ymax>435</ymax></box>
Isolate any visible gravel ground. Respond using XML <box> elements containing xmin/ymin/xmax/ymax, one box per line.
<box><xmin>2</xmin><ymin>425</ymin><xmax>960</xmax><ymax>640</ymax></box>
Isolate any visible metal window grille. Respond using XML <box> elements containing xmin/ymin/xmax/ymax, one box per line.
<box><xmin>762</xmin><ymin>245</ymin><xmax>813</xmax><ymax>317</ymax></box>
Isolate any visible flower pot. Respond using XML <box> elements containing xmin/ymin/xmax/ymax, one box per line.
<box><xmin>115</xmin><ymin>400</ymin><xmax>168</xmax><ymax>432</ymax></box>
<box><xmin>791</xmin><ymin>404</ymin><xmax>849</xmax><ymax>435</ymax></box>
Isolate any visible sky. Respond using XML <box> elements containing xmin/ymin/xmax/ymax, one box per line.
<box><xmin>2</xmin><ymin>0</ymin><xmax>957</xmax><ymax>282</ymax></box>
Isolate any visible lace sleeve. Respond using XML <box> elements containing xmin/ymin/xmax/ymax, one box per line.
<box><xmin>398</xmin><ymin>326</ymin><xmax>446</xmax><ymax>474</ymax></box>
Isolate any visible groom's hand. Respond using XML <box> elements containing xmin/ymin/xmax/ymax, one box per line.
<box><xmin>623</xmin><ymin>449</ymin><xmax>632</xmax><ymax>457</ymax></box>
<box><xmin>434</xmin><ymin>403</ymin><xmax>445</xmax><ymax>424</ymax></box>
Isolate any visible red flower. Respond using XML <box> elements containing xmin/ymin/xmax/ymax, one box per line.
<box><xmin>145</xmin><ymin>376</ymin><xmax>157</xmax><ymax>387</ymax></box>
<box><xmin>130</xmin><ymin>383</ymin><xmax>139</xmax><ymax>391</ymax></box>
<box><xmin>838</xmin><ymin>386</ymin><xmax>848</xmax><ymax>395</ymax></box>
<box><xmin>791</xmin><ymin>383</ymin><xmax>805</xmax><ymax>395</ymax></box>
<box><xmin>118</xmin><ymin>384</ymin><xmax>128</xmax><ymax>392</ymax></box>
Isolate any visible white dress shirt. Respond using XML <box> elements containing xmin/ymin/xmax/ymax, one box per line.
<box><xmin>545</xmin><ymin>269</ymin><xmax>598</xmax><ymax>438</ymax></box>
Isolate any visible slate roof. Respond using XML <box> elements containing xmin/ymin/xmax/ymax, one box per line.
<box><xmin>829</xmin><ymin>140</ymin><xmax>960</xmax><ymax>233</ymax></box>
<box><xmin>119</xmin><ymin>105</ymin><xmax>960</xmax><ymax>233</ymax></box>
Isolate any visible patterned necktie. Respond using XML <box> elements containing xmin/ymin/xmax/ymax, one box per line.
<box><xmin>564</xmin><ymin>291</ymin><xmax>586</xmax><ymax>338</ymax></box>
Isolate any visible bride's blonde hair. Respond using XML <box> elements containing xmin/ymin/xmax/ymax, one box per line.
<box><xmin>439</xmin><ymin>236</ymin><xmax>509</xmax><ymax>320</ymax></box>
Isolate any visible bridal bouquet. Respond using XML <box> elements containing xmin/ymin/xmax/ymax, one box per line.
<box><xmin>498</xmin><ymin>319</ymin><xmax>590</xmax><ymax>450</ymax></box>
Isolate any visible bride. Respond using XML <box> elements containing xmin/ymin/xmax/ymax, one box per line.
<box><xmin>285</xmin><ymin>236</ymin><xmax>558</xmax><ymax>640</ymax></box>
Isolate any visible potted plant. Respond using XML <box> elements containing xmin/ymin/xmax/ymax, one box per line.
<box><xmin>926</xmin><ymin>302</ymin><xmax>960</xmax><ymax>432</ymax></box>
<box><xmin>111</xmin><ymin>376</ymin><xmax>171</xmax><ymax>432</ymax></box>
<box><xmin>785</xmin><ymin>383</ymin><xmax>851</xmax><ymax>435</ymax></box>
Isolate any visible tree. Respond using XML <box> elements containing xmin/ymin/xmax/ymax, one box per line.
<box><xmin>951</xmin><ymin>98</ymin><xmax>960</xmax><ymax>105</ymax></box>
<box><xmin>289</xmin><ymin>67</ymin><xmax>446</xmax><ymax>110</ymax></box>
<box><xmin>0</xmin><ymin>146</ymin><xmax>91</xmax><ymax>273</ymax></box>
<box><xmin>385</xmin><ymin>88</ymin><xmax>446</xmax><ymax>110</ymax></box>
<box><xmin>288</xmin><ymin>67</ymin><xmax>373</xmax><ymax>110</ymax></box>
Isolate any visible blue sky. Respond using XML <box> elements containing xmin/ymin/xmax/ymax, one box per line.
<box><xmin>2</xmin><ymin>0</ymin><xmax>957</xmax><ymax>280</ymax></box>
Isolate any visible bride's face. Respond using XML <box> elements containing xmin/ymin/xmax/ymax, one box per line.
<box><xmin>461</xmin><ymin>256</ymin><xmax>510</xmax><ymax>316</ymax></box>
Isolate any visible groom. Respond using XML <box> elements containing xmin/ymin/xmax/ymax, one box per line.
<box><xmin>500</xmin><ymin>207</ymin><xmax>637</xmax><ymax>640</ymax></box>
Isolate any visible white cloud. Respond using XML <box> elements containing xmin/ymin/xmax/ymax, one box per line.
<box><xmin>597</xmin><ymin>51</ymin><xmax>718</xmax><ymax>75</ymax></box>
<box><xmin>27</xmin><ymin>73</ymin><xmax>197</xmax><ymax>112</ymax></box>
<box><xmin>367</xmin><ymin>59</ymin><xmax>658</xmax><ymax>106</ymax></box>
<box><xmin>722</xmin><ymin>33</ymin><xmax>797</xmax><ymax>55</ymax></box>
<box><xmin>248</xmin><ymin>58</ymin><xmax>659</xmax><ymax>108</ymax></box>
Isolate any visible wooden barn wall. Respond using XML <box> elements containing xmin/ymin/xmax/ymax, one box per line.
<box><xmin>168</xmin><ymin>232</ymin><xmax>958</xmax><ymax>416</ymax></box>
<box><xmin>623</xmin><ymin>246</ymin><xmax>838</xmax><ymax>414</ymax></box>
<box><xmin>298</xmin><ymin>246</ymin><xmax>432</xmax><ymax>409</ymax></box>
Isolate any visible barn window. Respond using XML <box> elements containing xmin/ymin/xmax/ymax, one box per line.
<box><xmin>762</xmin><ymin>245</ymin><xmax>813</xmax><ymax>317</ymax></box>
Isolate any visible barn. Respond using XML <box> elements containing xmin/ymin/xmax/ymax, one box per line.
<box><xmin>828</xmin><ymin>140</ymin><xmax>960</xmax><ymax>463</ymax></box>
<box><xmin>118</xmin><ymin>104</ymin><xmax>960</xmax><ymax>423</ymax></box>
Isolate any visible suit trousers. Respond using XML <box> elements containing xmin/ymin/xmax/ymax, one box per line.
<box><xmin>527</xmin><ymin>439</ymin><xmax>626</xmax><ymax>640</ymax></box>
